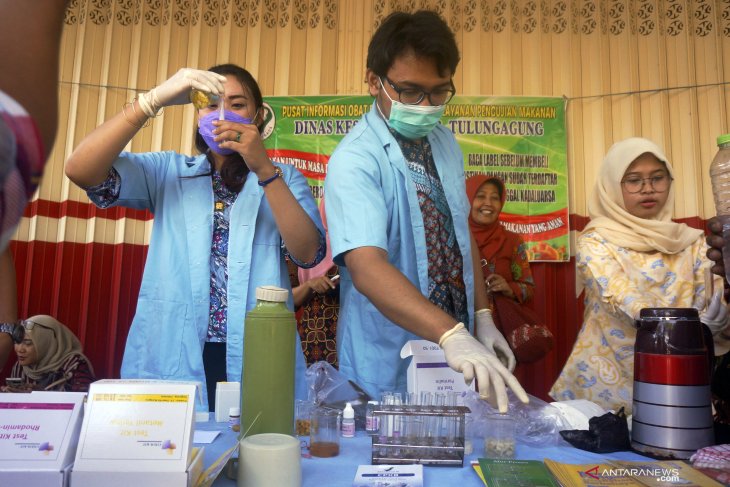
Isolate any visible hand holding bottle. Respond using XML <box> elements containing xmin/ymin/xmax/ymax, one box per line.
<box><xmin>138</xmin><ymin>68</ymin><xmax>227</xmax><ymax>116</ymax></box>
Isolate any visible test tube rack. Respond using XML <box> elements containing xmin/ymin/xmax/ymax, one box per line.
<box><xmin>370</xmin><ymin>404</ymin><xmax>471</xmax><ymax>466</ymax></box>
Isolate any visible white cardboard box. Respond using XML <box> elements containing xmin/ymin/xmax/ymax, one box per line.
<box><xmin>0</xmin><ymin>391</ymin><xmax>86</xmax><ymax>487</ymax></box>
<box><xmin>0</xmin><ymin>463</ymin><xmax>72</xmax><ymax>487</ymax></box>
<box><xmin>72</xmin><ymin>445</ymin><xmax>204</xmax><ymax>487</ymax></box>
<box><xmin>214</xmin><ymin>381</ymin><xmax>240</xmax><ymax>423</ymax></box>
<box><xmin>400</xmin><ymin>340</ymin><xmax>475</xmax><ymax>397</ymax></box>
<box><xmin>72</xmin><ymin>379</ymin><xmax>199</xmax><ymax>486</ymax></box>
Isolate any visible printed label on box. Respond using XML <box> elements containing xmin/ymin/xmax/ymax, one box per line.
<box><xmin>74</xmin><ymin>381</ymin><xmax>196</xmax><ymax>472</ymax></box>
<box><xmin>400</xmin><ymin>340</ymin><xmax>475</xmax><ymax>397</ymax></box>
<box><xmin>0</xmin><ymin>391</ymin><xmax>85</xmax><ymax>472</ymax></box>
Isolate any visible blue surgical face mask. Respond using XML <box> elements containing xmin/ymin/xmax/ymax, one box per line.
<box><xmin>377</xmin><ymin>78</ymin><xmax>446</xmax><ymax>140</ymax></box>
<box><xmin>197</xmin><ymin>110</ymin><xmax>254</xmax><ymax>155</ymax></box>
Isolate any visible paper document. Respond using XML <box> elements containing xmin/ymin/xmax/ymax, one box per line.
<box><xmin>193</xmin><ymin>430</ymin><xmax>221</xmax><ymax>444</ymax></box>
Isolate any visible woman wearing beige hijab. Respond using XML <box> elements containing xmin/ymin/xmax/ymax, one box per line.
<box><xmin>549</xmin><ymin>137</ymin><xmax>728</xmax><ymax>413</ymax></box>
<box><xmin>4</xmin><ymin>315</ymin><xmax>95</xmax><ymax>392</ymax></box>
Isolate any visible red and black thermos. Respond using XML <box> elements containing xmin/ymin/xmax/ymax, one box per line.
<box><xmin>631</xmin><ymin>308</ymin><xmax>715</xmax><ymax>459</ymax></box>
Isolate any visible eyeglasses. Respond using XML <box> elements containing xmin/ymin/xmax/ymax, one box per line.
<box><xmin>621</xmin><ymin>174</ymin><xmax>673</xmax><ymax>194</ymax></box>
<box><xmin>11</xmin><ymin>319</ymin><xmax>55</xmax><ymax>345</ymax></box>
<box><xmin>380</xmin><ymin>75</ymin><xmax>456</xmax><ymax>106</ymax></box>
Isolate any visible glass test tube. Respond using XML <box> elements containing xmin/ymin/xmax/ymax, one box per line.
<box><xmin>377</xmin><ymin>392</ymin><xmax>392</xmax><ymax>457</ymax></box>
<box><xmin>434</xmin><ymin>392</ymin><xmax>446</xmax><ymax>455</ymax></box>
<box><xmin>420</xmin><ymin>391</ymin><xmax>433</xmax><ymax>445</ymax></box>
<box><xmin>446</xmin><ymin>391</ymin><xmax>457</xmax><ymax>448</ymax></box>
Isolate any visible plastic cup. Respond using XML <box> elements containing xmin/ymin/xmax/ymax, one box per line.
<box><xmin>484</xmin><ymin>414</ymin><xmax>516</xmax><ymax>458</ymax></box>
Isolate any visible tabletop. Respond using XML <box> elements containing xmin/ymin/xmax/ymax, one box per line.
<box><xmin>194</xmin><ymin>417</ymin><xmax>652</xmax><ymax>486</ymax></box>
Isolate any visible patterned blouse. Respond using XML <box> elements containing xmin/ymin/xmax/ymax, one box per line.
<box><xmin>549</xmin><ymin>230</ymin><xmax>712</xmax><ymax>413</ymax></box>
<box><xmin>392</xmin><ymin>130</ymin><xmax>468</xmax><ymax>325</ymax></box>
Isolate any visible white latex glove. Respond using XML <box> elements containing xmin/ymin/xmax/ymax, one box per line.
<box><xmin>475</xmin><ymin>308</ymin><xmax>516</xmax><ymax>372</ymax></box>
<box><xmin>138</xmin><ymin>68</ymin><xmax>227</xmax><ymax>116</ymax></box>
<box><xmin>701</xmin><ymin>287</ymin><xmax>730</xmax><ymax>335</ymax></box>
<box><xmin>439</xmin><ymin>323</ymin><xmax>529</xmax><ymax>413</ymax></box>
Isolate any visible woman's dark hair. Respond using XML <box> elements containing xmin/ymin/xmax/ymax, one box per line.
<box><xmin>193</xmin><ymin>64</ymin><xmax>264</xmax><ymax>193</ymax></box>
<box><xmin>366</xmin><ymin>10</ymin><xmax>460</xmax><ymax>78</ymax></box>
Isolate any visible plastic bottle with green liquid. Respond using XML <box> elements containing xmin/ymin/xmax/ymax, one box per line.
<box><xmin>241</xmin><ymin>285</ymin><xmax>295</xmax><ymax>436</ymax></box>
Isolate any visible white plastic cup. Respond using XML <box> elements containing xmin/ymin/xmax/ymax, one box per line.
<box><xmin>237</xmin><ymin>433</ymin><xmax>301</xmax><ymax>487</ymax></box>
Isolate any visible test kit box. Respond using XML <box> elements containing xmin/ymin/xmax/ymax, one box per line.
<box><xmin>0</xmin><ymin>391</ymin><xmax>87</xmax><ymax>487</ymax></box>
<box><xmin>72</xmin><ymin>446</ymin><xmax>204</xmax><ymax>487</ymax></box>
<box><xmin>71</xmin><ymin>379</ymin><xmax>200</xmax><ymax>487</ymax></box>
<box><xmin>400</xmin><ymin>340</ymin><xmax>475</xmax><ymax>397</ymax></box>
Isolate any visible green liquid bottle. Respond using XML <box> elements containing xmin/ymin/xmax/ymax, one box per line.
<box><xmin>241</xmin><ymin>286</ymin><xmax>296</xmax><ymax>436</ymax></box>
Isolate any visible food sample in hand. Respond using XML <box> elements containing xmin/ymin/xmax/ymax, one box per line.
<box><xmin>190</xmin><ymin>89</ymin><xmax>219</xmax><ymax>110</ymax></box>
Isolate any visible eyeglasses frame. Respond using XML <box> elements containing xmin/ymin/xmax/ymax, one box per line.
<box><xmin>620</xmin><ymin>174</ymin><xmax>673</xmax><ymax>194</ymax></box>
<box><xmin>380</xmin><ymin>75</ymin><xmax>456</xmax><ymax>106</ymax></box>
<box><xmin>11</xmin><ymin>319</ymin><xmax>56</xmax><ymax>345</ymax></box>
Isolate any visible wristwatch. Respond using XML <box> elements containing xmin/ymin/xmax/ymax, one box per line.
<box><xmin>0</xmin><ymin>322</ymin><xmax>14</xmax><ymax>335</ymax></box>
<box><xmin>258</xmin><ymin>166</ymin><xmax>283</xmax><ymax>187</ymax></box>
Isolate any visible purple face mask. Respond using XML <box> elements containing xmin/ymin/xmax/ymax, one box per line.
<box><xmin>197</xmin><ymin>110</ymin><xmax>254</xmax><ymax>155</ymax></box>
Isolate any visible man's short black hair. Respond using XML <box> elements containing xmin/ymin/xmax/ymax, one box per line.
<box><xmin>366</xmin><ymin>10</ymin><xmax>460</xmax><ymax>78</ymax></box>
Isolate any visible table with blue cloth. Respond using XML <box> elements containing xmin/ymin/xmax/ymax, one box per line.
<box><xmin>195</xmin><ymin>418</ymin><xmax>651</xmax><ymax>486</ymax></box>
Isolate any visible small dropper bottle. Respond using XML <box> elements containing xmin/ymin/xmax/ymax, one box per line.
<box><xmin>341</xmin><ymin>402</ymin><xmax>355</xmax><ymax>437</ymax></box>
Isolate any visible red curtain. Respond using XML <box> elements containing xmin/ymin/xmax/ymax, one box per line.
<box><xmin>4</xmin><ymin>215</ymin><xmax>708</xmax><ymax>402</ymax></box>
<box><xmin>3</xmin><ymin>241</ymin><xmax>584</xmax><ymax>402</ymax></box>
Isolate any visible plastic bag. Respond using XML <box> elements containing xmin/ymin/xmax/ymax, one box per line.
<box><xmin>304</xmin><ymin>361</ymin><xmax>370</xmax><ymax>408</ymax></box>
<box><xmin>303</xmin><ymin>361</ymin><xmax>371</xmax><ymax>430</ymax></box>
<box><xmin>462</xmin><ymin>389</ymin><xmax>570</xmax><ymax>446</ymax></box>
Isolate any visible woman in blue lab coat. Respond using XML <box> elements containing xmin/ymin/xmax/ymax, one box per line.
<box><xmin>65</xmin><ymin>64</ymin><xmax>325</xmax><ymax>410</ymax></box>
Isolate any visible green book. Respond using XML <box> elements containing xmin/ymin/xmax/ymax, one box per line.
<box><xmin>478</xmin><ymin>458</ymin><xmax>561</xmax><ymax>487</ymax></box>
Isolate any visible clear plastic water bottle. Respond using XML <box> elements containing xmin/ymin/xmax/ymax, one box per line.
<box><xmin>710</xmin><ymin>133</ymin><xmax>730</xmax><ymax>285</ymax></box>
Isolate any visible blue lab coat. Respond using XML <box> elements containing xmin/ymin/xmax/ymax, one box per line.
<box><xmin>324</xmin><ymin>104</ymin><xmax>475</xmax><ymax>400</ymax></box>
<box><xmin>100</xmin><ymin>151</ymin><xmax>323</xmax><ymax>409</ymax></box>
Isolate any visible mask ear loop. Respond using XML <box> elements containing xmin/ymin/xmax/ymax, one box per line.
<box><xmin>374</xmin><ymin>77</ymin><xmax>393</xmax><ymax>122</ymax></box>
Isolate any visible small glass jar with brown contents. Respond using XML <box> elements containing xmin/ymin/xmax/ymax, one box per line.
<box><xmin>309</xmin><ymin>407</ymin><xmax>341</xmax><ymax>457</ymax></box>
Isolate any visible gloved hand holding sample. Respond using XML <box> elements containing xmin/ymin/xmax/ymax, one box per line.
<box><xmin>137</xmin><ymin>68</ymin><xmax>227</xmax><ymax>117</ymax></box>
<box><xmin>439</xmin><ymin>322</ymin><xmax>529</xmax><ymax>413</ymax></box>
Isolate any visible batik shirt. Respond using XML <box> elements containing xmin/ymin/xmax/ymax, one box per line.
<box><xmin>0</xmin><ymin>89</ymin><xmax>45</xmax><ymax>251</ymax></box>
<box><xmin>392</xmin><ymin>131</ymin><xmax>468</xmax><ymax>325</ymax></box>
<box><xmin>207</xmin><ymin>170</ymin><xmax>237</xmax><ymax>341</ymax></box>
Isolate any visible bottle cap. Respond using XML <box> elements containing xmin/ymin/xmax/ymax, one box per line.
<box><xmin>343</xmin><ymin>402</ymin><xmax>355</xmax><ymax>419</ymax></box>
<box><xmin>229</xmin><ymin>406</ymin><xmax>240</xmax><ymax>416</ymax></box>
<box><xmin>718</xmin><ymin>134</ymin><xmax>730</xmax><ymax>146</ymax></box>
<box><xmin>255</xmin><ymin>285</ymin><xmax>289</xmax><ymax>302</ymax></box>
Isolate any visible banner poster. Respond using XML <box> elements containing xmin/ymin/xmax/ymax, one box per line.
<box><xmin>262</xmin><ymin>95</ymin><xmax>568</xmax><ymax>262</ymax></box>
